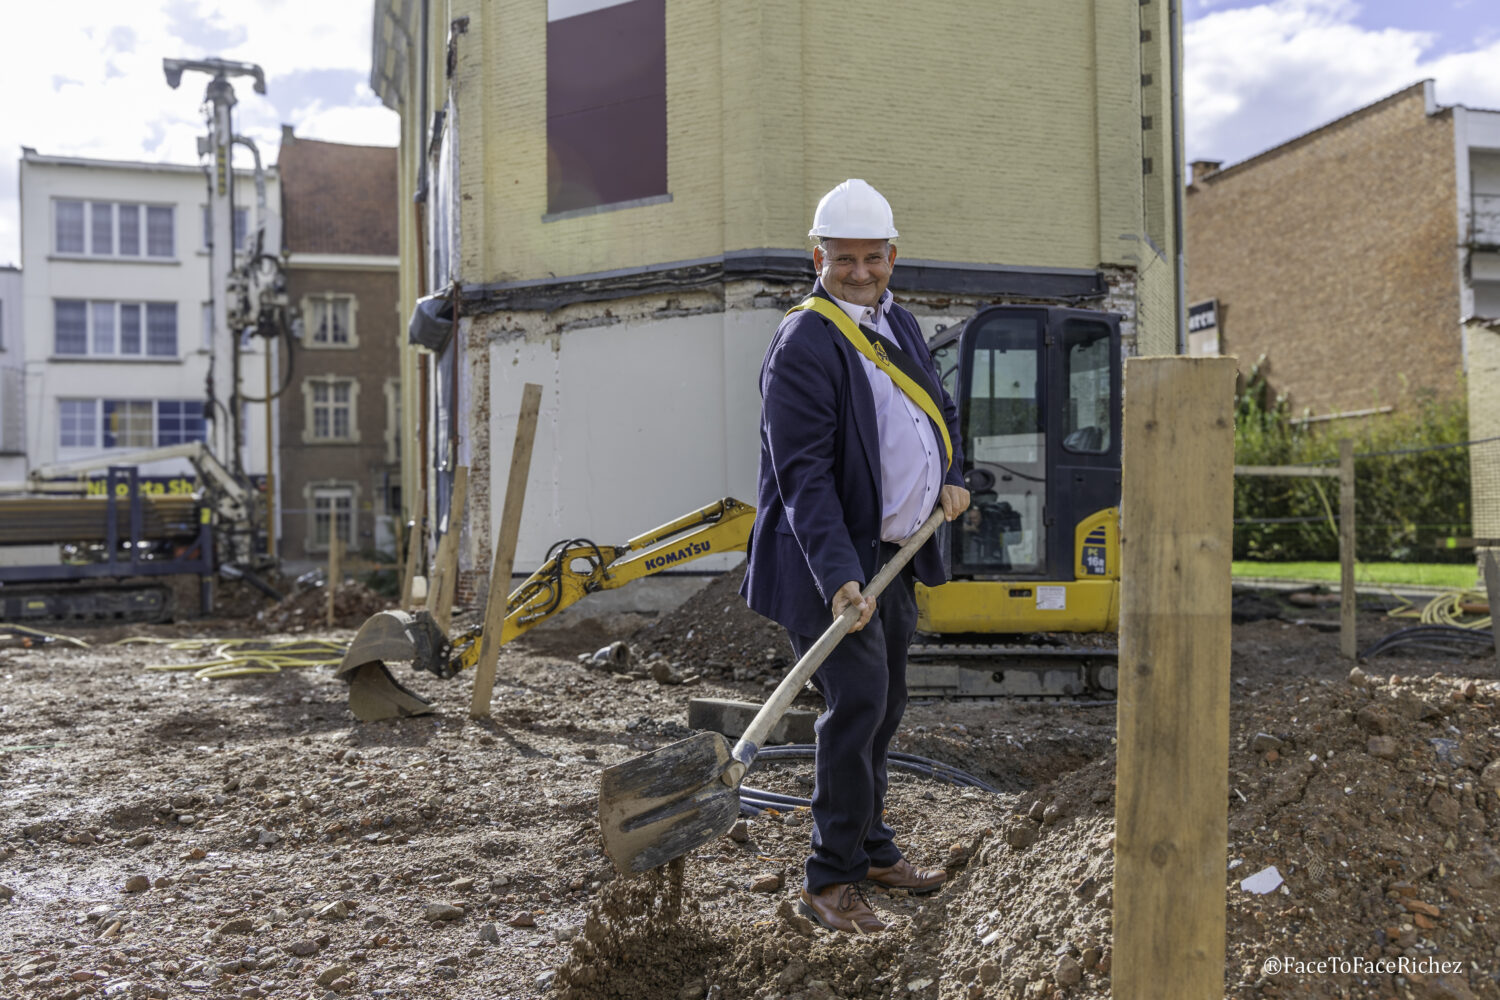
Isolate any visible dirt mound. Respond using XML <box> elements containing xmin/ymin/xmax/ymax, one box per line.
<box><xmin>256</xmin><ymin>579</ymin><xmax>391</xmax><ymax>630</ymax></box>
<box><xmin>930</xmin><ymin>664</ymin><xmax>1500</xmax><ymax>1000</ymax></box>
<box><xmin>556</xmin><ymin>860</ymin><xmax>715</xmax><ymax>999</ymax></box>
<box><xmin>633</xmin><ymin>567</ymin><xmax>790</xmax><ymax>684</ymax></box>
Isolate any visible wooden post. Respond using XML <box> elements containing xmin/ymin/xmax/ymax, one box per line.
<box><xmin>400</xmin><ymin>486</ymin><xmax>427</xmax><ymax>609</ymax></box>
<box><xmin>1114</xmin><ymin>356</ymin><xmax>1235</xmax><ymax>1000</ymax></box>
<box><xmin>471</xmin><ymin>383</ymin><xmax>543</xmax><ymax>717</ymax></box>
<box><xmin>1483</xmin><ymin>550</ymin><xmax>1500</xmax><ymax>668</ymax></box>
<box><xmin>1338</xmin><ymin>438</ymin><xmax>1357</xmax><ymax>660</ymax></box>
<box><xmin>326</xmin><ymin>537</ymin><xmax>342</xmax><ymax>627</ymax></box>
<box><xmin>430</xmin><ymin>466</ymin><xmax>469</xmax><ymax>634</ymax></box>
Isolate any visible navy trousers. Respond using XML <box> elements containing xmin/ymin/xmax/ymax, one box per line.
<box><xmin>789</xmin><ymin>547</ymin><xmax>917</xmax><ymax>893</ymax></box>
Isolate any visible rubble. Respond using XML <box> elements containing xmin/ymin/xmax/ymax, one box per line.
<box><xmin>2</xmin><ymin>594</ymin><xmax>1499</xmax><ymax>998</ymax></box>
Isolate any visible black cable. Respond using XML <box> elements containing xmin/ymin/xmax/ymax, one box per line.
<box><xmin>236</xmin><ymin>320</ymin><xmax>296</xmax><ymax>403</ymax></box>
<box><xmin>1361</xmin><ymin>625</ymin><xmax>1494</xmax><ymax>659</ymax></box>
<box><xmin>737</xmin><ymin>744</ymin><xmax>1003</xmax><ymax>816</ymax></box>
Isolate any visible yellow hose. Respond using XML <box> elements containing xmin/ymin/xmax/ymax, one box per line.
<box><xmin>1389</xmin><ymin>589</ymin><xmax>1492</xmax><ymax>631</ymax></box>
<box><xmin>3</xmin><ymin>624</ymin><xmax>349</xmax><ymax>681</ymax></box>
<box><xmin>0</xmin><ymin>623</ymin><xmax>92</xmax><ymax>648</ymax></box>
<box><xmin>144</xmin><ymin>638</ymin><xmax>346</xmax><ymax>680</ymax></box>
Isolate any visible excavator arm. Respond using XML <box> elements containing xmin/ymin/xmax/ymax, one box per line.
<box><xmin>336</xmin><ymin>498</ymin><xmax>755</xmax><ymax>721</ymax></box>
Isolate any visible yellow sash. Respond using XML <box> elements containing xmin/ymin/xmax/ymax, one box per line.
<box><xmin>788</xmin><ymin>296</ymin><xmax>953</xmax><ymax>472</ymax></box>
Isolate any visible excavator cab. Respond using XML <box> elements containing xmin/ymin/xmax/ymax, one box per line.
<box><xmin>911</xmin><ymin>306</ymin><xmax>1122</xmax><ymax>696</ymax></box>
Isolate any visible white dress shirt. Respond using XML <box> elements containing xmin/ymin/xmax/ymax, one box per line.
<box><xmin>828</xmin><ymin>290</ymin><xmax>944</xmax><ymax>542</ymax></box>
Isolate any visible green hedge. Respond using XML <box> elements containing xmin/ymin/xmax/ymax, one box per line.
<box><xmin>1234</xmin><ymin>360</ymin><xmax>1471</xmax><ymax>563</ymax></box>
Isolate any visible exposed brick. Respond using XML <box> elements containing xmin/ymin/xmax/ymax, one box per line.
<box><xmin>1185</xmin><ymin>85</ymin><xmax>1462</xmax><ymax>415</ymax></box>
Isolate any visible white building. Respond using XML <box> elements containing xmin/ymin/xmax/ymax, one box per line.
<box><xmin>17</xmin><ymin>149</ymin><xmax>278</xmax><ymax>483</ymax></box>
<box><xmin>0</xmin><ymin>264</ymin><xmax>22</xmax><ymax>480</ymax></box>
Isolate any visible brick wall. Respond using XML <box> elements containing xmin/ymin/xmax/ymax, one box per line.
<box><xmin>279</xmin><ymin>266</ymin><xmax>401</xmax><ymax>562</ymax></box>
<box><xmin>1184</xmin><ymin>85</ymin><xmax>1462</xmax><ymax>415</ymax></box>
<box><xmin>460</xmin><ymin>0</ymin><xmax>1160</xmax><ymax>282</ymax></box>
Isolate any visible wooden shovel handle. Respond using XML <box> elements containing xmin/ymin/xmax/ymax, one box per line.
<box><xmin>724</xmin><ymin>507</ymin><xmax>946</xmax><ymax>786</ymax></box>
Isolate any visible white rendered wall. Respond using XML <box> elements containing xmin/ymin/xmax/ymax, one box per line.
<box><xmin>486</xmin><ymin>308</ymin><xmax>783</xmax><ymax>571</ymax></box>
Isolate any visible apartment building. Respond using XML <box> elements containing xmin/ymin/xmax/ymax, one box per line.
<box><xmin>275</xmin><ymin>129</ymin><xmax>400</xmax><ymax>568</ymax></box>
<box><xmin>17</xmin><ymin>149</ymin><xmax>277</xmax><ymax>484</ymax></box>
<box><xmin>0</xmin><ymin>265</ymin><xmax>21</xmax><ymax>480</ymax></box>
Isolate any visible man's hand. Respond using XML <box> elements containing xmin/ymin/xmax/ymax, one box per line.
<box><xmin>832</xmin><ymin>580</ymin><xmax>875</xmax><ymax>632</ymax></box>
<box><xmin>940</xmin><ymin>484</ymin><xmax>971</xmax><ymax>522</ymax></box>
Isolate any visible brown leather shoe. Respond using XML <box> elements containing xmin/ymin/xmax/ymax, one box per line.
<box><xmin>797</xmin><ymin>883</ymin><xmax>886</xmax><ymax>934</ymax></box>
<box><xmin>865</xmin><ymin>857</ymin><xmax>947</xmax><ymax>894</ymax></box>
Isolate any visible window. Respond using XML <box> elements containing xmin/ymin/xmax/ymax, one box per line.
<box><xmin>314</xmin><ymin>381</ymin><xmax>351</xmax><ymax>438</ymax></box>
<box><xmin>103</xmin><ymin>400</ymin><xmax>153</xmax><ymax>448</ymax></box>
<box><xmin>303</xmin><ymin>377</ymin><xmax>360</xmax><ymax>444</ymax></box>
<box><xmin>146</xmin><ymin>206</ymin><xmax>174</xmax><ymax>258</ymax></box>
<box><xmin>146</xmin><ymin>303</ymin><xmax>178</xmax><ymax>356</ymax></box>
<box><xmin>546</xmin><ymin>0</ymin><xmax>667</xmax><ymax>215</ymax></box>
<box><xmin>55</xmin><ymin>300</ymin><xmax>88</xmax><ymax>354</ymax></box>
<box><xmin>157</xmin><ymin>400</ymin><xmax>206</xmax><ymax>446</ymax></box>
<box><xmin>91</xmin><ymin>302</ymin><xmax>115</xmax><ymax>354</ymax></box>
<box><xmin>304</xmin><ymin>294</ymin><xmax>357</xmax><ymax>348</ymax></box>
<box><xmin>59</xmin><ymin>400</ymin><xmax>96</xmax><ymax>447</ymax></box>
<box><xmin>91</xmin><ymin>203</ymin><xmax>113</xmax><ymax>255</ymax></box>
<box><xmin>1063</xmin><ymin>321</ymin><xmax>1113</xmax><ymax>454</ymax></box>
<box><xmin>54</xmin><ymin>201</ymin><xmax>174</xmax><ymax>258</ymax></box>
<box><xmin>119</xmin><ymin>203</ymin><xmax>140</xmax><ymax>256</ymax></box>
<box><xmin>58</xmin><ymin>398</ymin><xmax>205</xmax><ymax>450</ymax></box>
<box><xmin>53</xmin><ymin>300</ymin><xmax>177</xmax><ymax>358</ymax></box>
<box><xmin>56</xmin><ymin>200</ymin><xmax>85</xmax><ymax>253</ymax></box>
<box><xmin>310</xmin><ymin>485</ymin><xmax>355</xmax><ymax>550</ymax></box>
<box><xmin>953</xmin><ymin>314</ymin><xmax>1046</xmax><ymax>576</ymax></box>
<box><xmin>120</xmin><ymin>304</ymin><xmax>142</xmax><ymax>354</ymax></box>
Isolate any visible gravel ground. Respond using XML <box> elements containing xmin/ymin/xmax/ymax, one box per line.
<box><xmin>1</xmin><ymin>583</ymin><xmax>1498</xmax><ymax>1000</ymax></box>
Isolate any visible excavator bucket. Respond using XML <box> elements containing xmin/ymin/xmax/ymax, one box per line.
<box><xmin>337</xmin><ymin>610</ymin><xmax>449</xmax><ymax>722</ymax></box>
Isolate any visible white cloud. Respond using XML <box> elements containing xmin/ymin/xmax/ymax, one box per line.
<box><xmin>0</xmin><ymin>0</ymin><xmax>397</xmax><ymax>265</ymax></box>
<box><xmin>1186</xmin><ymin>0</ymin><xmax>1500</xmax><ymax>166</ymax></box>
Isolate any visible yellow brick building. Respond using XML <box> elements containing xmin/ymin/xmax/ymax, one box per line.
<box><xmin>370</xmin><ymin>0</ymin><xmax>1184</xmax><ymax>594</ymax></box>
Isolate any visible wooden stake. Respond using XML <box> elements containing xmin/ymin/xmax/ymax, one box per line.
<box><xmin>326</xmin><ymin>536</ymin><xmax>342</xmax><ymax>628</ymax></box>
<box><xmin>471</xmin><ymin>383</ymin><xmax>543</xmax><ymax>718</ymax></box>
<box><xmin>430</xmin><ymin>466</ymin><xmax>469</xmax><ymax>634</ymax></box>
<box><xmin>1338</xmin><ymin>438</ymin><xmax>1357</xmax><ymax>660</ymax></box>
<box><xmin>1114</xmin><ymin>356</ymin><xmax>1235</xmax><ymax>1000</ymax></box>
<box><xmin>1483</xmin><ymin>550</ymin><xmax>1500</xmax><ymax>669</ymax></box>
<box><xmin>400</xmin><ymin>486</ymin><xmax>427</xmax><ymax>609</ymax></box>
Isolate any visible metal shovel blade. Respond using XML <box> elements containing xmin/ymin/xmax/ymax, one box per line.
<box><xmin>598</xmin><ymin>731</ymin><xmax>742</xmax><ymax>874</ymax></box>
<box><xmin>337</xmin><ymin>610</ymin><xmax>436</xmax><ymax>722</ymax></box>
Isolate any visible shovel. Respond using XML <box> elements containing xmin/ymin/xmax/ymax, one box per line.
<box><xmin>598</xmin><ymin>507</ymin><xmax>946</xmax><ymax>874</ymax></box>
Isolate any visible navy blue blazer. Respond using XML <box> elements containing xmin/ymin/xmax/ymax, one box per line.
<box><xmin>739</xmin><ymin>281</ymin><xmax>966</xmax><ymax>637</ymax></box>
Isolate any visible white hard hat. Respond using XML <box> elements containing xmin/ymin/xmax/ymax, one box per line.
<box><xmin>808</xmin><ymin>178</ymin><xmax>898</xmax><ymax>240</ymax></box>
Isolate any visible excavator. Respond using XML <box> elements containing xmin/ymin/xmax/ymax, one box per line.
<box><xmin>337</xmin><ymin>303</ymin><xmax>1122</xmax><ymax>719</ymax></box>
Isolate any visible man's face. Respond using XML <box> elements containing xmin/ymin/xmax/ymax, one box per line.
<box><xmin>814</xmin><ymin>238</ymin><xmax>897</xmax><ymax>308</ymax></box>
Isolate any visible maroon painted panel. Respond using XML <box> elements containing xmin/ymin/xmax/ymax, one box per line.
<box><xmin>547</xmin><ymin>0</ymin><xmax>667</xmax><ymax>213</ymax></box>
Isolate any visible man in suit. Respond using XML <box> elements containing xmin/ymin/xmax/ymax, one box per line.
<box><xmin>740</xmin><ymin>179</ymin><xmax>970</xmax><ymax>933</ymax></box>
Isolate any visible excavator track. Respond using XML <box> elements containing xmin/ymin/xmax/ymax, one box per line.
<box><xmin>906</xmin><ymin>636</ymin><xmax>1118</xmax><ymax>699</ymax></box>
<box><xmin>0</xmin><ymin>580</ymin><xmax>174</xmax><ymax>626</ymax></box>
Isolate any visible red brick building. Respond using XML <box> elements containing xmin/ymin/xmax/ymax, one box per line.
<box><xmin>1184</xmin><ymin>82</ymin><xmax>1472</xmax><ymax>421</ymax></box>
<box><xmin>275</xmin><ymin>129</ymin><xmax>400</xmax><ymax>567</ymax></box>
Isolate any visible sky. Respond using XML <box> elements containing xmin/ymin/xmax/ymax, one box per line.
<box><xmin>2</xmin><ymin>0</ymin><xmax>1499</xmax><ymax>265</ymax></box>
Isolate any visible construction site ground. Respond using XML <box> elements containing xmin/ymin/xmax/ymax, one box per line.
<box><xmin>3</xmin><ymin>572</ymin><xmax>1499</xmax><ymax>1000</ymax></box>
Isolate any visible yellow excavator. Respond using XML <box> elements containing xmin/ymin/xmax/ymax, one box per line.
<box><xmin>338</xmin><ymin>303</ymin><xmax>1122</xmax><ymax>719</ymax></box>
